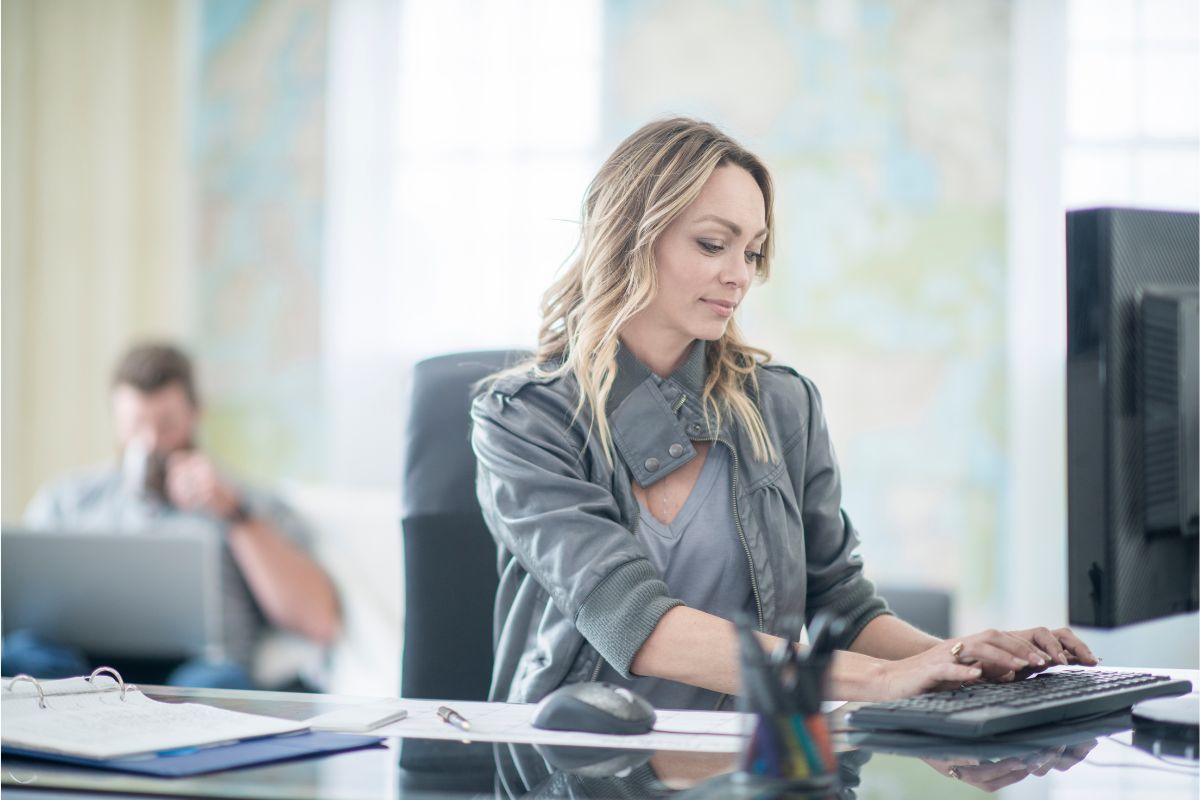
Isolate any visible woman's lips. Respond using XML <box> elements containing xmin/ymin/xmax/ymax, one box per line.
<box><xmin>701</xmin><ymin>299</ymin><xmax>737</xmax><ymax>317</ymax></box>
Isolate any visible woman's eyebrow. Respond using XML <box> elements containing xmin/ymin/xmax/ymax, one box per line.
<box><xmin>692</xmin><ymin>213</ymin><xmax>768</xmax><ymax>240</ymax></box>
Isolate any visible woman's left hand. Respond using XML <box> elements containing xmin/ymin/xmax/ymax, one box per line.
<box><xmin>921</xmin><ymin>739</ymin><xmax>1098</xmax><ymax>793</ymax></box>
<box><xmin>998</xmin><ymin>626</ymin><xmax>1099</xmax><ymax>680</ymax></box>
<box><xmin>941</xmin><ymin>626</ymin><xmax>1098</xmax><ymax>683</ymax></box>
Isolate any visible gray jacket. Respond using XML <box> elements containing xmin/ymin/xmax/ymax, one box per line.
<box><xmin>471</xmin><ymin>341</ymin><xmax>890</xmax><ymax>704</ymax></box>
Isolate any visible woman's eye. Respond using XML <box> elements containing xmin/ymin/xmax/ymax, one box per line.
<box><xmin>698</xmin><ymin>240</ymin><xmax>723</xmax><ymax>254</ymax></box>
<box><xmin>745</xmin><ymin>250</ymin><xmax>763</xmax><ymax>265</ymax></box>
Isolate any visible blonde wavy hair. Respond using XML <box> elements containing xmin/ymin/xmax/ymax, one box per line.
<box><xmin>514</xmin><ymin>117</ymin><xmax>777</xmax><ymax>463</ymax></box>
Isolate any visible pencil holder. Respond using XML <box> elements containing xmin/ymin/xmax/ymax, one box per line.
<box><xmin>733</xmin><ymin>612</ymin><xmax>848</xmax><ymax>795</ymax></box>
<box><xmin>739</xmin><ymin>710</ymin><xmax>838</xmax><ymax>790</ymax></box>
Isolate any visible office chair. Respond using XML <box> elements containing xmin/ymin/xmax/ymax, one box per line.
<box><xmin>876</xmin><ymin>585</ymin><xmax>953</xmax><ymax>639</ymax></box>
<box><xmin>400</xmin><ymin>350</ymin><xmax>528</xmax><ymax>701</ymax></box>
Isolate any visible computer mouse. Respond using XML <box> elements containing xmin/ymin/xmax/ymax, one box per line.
<box><xmin>530</xmin><ymin>682</ymin><xmax>656</xmax><ymax>735</ymax></box>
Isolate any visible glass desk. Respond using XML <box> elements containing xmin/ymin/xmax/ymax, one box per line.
<box><xmin>3</xmin><ymin>673</ymin><xmax>1197</xmax><ymax>799</ymax></box>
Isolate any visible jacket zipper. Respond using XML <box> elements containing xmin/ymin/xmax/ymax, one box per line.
<box><xmin>589</xmin><ymin>654</ymin><xmax>604</xmax><ymax>681</ymax></box>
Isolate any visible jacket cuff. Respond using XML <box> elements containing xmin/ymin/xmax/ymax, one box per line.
<box><xmin>575</xmin><ymin>558</ymin><xmax>683</xmax><ymax>679</ymax></box>
<box><xmin>817</xmin><ymin>577</ymin><xmax>894</xmax><ymax>650</ymax></box>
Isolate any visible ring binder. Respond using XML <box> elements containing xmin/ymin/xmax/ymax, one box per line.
<box><xmin>5</xmin><ymin>675</ymin><xmax>46</xmax><ymax>708</ymax></box>
<box><xmin>3</xmin><ymin>669</ymin><xmax>326</xmax><ymax>768</ymax></box>
<box><xmin>86</xmin><ymin>666</ymin><xmax>132</xmax><ymax>700</ymax></box>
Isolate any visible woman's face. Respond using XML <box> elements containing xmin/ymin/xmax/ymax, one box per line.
<box><xmin>627</xmin><ymin>165</ymin><xmax>767</xmax><ymax>358</ymax></box>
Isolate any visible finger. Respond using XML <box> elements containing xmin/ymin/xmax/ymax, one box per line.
<box><xmin>1020</xmin><ymin>627</ymin><xmax>1066</xmax><ymax>666</ymax></box>
<box><xmin>958</xmin><ymin>758</ymin><xmax>1025</xmax><ymax>782</ymax></box>
<box><xmin>973</xmin><ymin>769</ymin><xmax>1031</xmax><ymax>792</ymax></box>
<box><xmin>973</xmin><ymin>630</ymin><xmax>1045</xmax><ymax>666</ymax></box>
<box><xmin>960</xmin><ymin>759</ymin><xmax>1030</xmax><ymax>791</ymax></box>
<box><xmin>994</xmin><ymin>629</ymin><xmax>1052</xmax><ymax>666</ymax></box>
<box><xmin>1012</xmin><ymin>629</ymin><xmax>1055</xmax><ymax>665</ymax></box>
<box><xmin>165</xmin><ymin>469</ymin><xmax>190</xmax><ymax>504</ymax></box>
<box><xmin>166</xmin><ymin>450</ymin><xmax>197</xmax><ymax>473</ymax></box>
<box><xmin>1054</xmin><ymin>628</ymin><xmax>1099</xmax><ymax>665</ymax></box>
<box><xmin>167</xmin><ymin>466</ymin><xmax>205</xmax><ymax>509</ymax></box>
<box><xmin>165</xmin><ymin>458</ymin><xmax>198</xmax><ymax>491</ymax></box>
<box><xmin>1028</xmin><ymin>746</ymin><xmax>1065</xmax><ymax>776</ymax></box>
<box><xmin>1053</xmin><ymin>751</ymin><xmax>1088</xmax><ymax>771</ymax></box>
<box><xmin>1055</xmin><ymin>740</ymin><xmax>1099</xmax><ymax>770</ymax></box>
<box><xmin>1071</xmin><ymin>740</ymin><xmax>1099</xmax><ymax>758</ymax></box>
<box><xmin>1025</xmin><ymin>627</ymin><xmax>1071</xmax><ymax>665</ymax></box>
<box><xmin>962</xmin><ymin>640</ymin><xmax>1030</xmax><ymax>673</ymax></box>
<box><xmin>931</xmin><ymin>663</ymin><xmax>984</xmax><ymax>687</ymax></box>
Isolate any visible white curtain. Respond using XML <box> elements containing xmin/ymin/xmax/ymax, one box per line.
<box><xmin>1</xmin><ymin>0</ymin><xmax>191</xmax><ymax>518</ymax></box>
<box><xmin>322</xmin><ymin>0</ymin><xmax>601</xmax><ymax>488</ymax></box>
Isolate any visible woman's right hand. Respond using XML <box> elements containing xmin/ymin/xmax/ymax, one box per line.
<box><xmin>877</xmin><ymin>646</ymin><xmax>984</xmax><ymax>700</ymax></box>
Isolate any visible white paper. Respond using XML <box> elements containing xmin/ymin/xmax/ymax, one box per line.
<box><xmin>372</xmin><ymin>699</ymin><xmax>749</xmax><ymax>753</ymax></box>
<box><xmin>2</xmin><ymin>676</ymin><xmax>307</xmax><ymax>760</ymax></box>
<box><xmin>306</xmin><ymin>700</ymin><xmax>409</xmax><ymax>732</ymax></box>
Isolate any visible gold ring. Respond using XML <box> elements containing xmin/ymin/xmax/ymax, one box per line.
<box><xmin>950</xmin><ymin>641</ymin><xmax>965</xmax><ymax>662</ymax></box>
<box><xmin>947</xmin><ymin>766</ymin><xmax>962</xmax><ymax>779</ymax></box>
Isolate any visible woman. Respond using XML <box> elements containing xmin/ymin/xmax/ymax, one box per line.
<box><xmin>470</xmin><ymin>118</ymin><xmax>1096</xmax><ymax>709</ymax></box>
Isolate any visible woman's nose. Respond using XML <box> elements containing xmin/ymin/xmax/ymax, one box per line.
<box><xmin>720</xmin><ymin>254</ymin><xmax>751</xmax><ymax>288</ymax></box>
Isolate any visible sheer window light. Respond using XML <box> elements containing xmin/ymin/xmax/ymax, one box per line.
<box><xmin>1064</xmin><ymin>0</ymin><xmax>1200</xmax><ymax>210</ymax></box>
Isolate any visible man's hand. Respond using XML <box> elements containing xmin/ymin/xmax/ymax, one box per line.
<box><xmin>165</xmin><ymin>451</ymin><xmax>242</xmax><ymax>520</ymax></box>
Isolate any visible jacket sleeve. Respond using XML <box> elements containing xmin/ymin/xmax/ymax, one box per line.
<box><xmin>787</xmin><ymin>376</ymin><xmax>891</xmax><ymax>650</ymax></box>
<box><xmin>471</xmin><ymin>387</ymin><xmax>683</xmax><ymax>679</ymax></box>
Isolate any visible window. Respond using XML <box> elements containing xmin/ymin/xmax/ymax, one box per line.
<box><xmin>323</xmin><ymin>0</ymin><xmax>601</xmax><ymax>486</ymax></box>
<box><xmin>1063</xmin><ymin>0</ymin><xmax>1199</xmax><ymax>210</ymax></box>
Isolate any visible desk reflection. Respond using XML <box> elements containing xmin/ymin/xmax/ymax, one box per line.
<box><xmin>490</xmin><ymin>741</ymin><xmax>871</xmax><ymax>799</ymax></box>
<box><xmin>919</xmin><ymin>740</ymin><xmax>1098</xmax><ymax>793</ymax></box>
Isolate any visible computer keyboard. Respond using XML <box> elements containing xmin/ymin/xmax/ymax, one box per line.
<box><xmin>847</xmin><ymin>668</ymin><xmax>1193</xmax><ymax>738</ymax></box>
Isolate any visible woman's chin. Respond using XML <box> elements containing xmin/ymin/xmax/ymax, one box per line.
<box><xmin>691</xmin><ymin>322</ymin><xmax>732</xmax><ymax>342</ymax></box>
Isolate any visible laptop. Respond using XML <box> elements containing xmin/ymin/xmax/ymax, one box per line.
<box><xmin>1</xmin><ymin>527</ymin><xmax>224</xmax><ymax>661</ymax></box>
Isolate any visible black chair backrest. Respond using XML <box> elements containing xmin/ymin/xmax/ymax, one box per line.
<box><xmin>876</xmin><ymin>585</ymin><xmax>953</xmax><ymax>639</ymax></box>
<box><xmin>400</xmin><ymin>350</ymin><xmax>529</xmax><ymax>700</ymax></box>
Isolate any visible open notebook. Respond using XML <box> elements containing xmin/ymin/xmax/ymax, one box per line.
<box><xmin>3</xmin><ymin>671</ymin><xmax>307</xmax><ymax>761</ymax></box>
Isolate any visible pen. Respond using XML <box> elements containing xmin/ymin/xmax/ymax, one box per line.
<box><xmin>436</xmin><ymin>705</ymin><xmax>471</xmax><ymax>732</ymax></box>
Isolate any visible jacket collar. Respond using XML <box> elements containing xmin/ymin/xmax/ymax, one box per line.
<box><xmin>607</xmin><ymin>340</ymin><xmax>710</xmax><ymax>487</ymax></box>
<box><xmin>608</xmin><ymin>339</ymin><xmax>707</xmax><ymax>413</ymax></box>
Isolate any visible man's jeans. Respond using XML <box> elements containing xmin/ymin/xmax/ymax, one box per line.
<box><xmin>1</xmin><ymin>629</ymin><xmax>252</xmax><ymax>690</ymax></box>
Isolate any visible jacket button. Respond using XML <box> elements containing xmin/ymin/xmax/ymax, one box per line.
<box><xmin>668</xmin><ymin>443</ymin><xmax>684</xmax><ymax>458</ymax></box>
<box><xmin>689</xmin><ymin>423</ymin><xmax>702</xmax><ymax>435</ymax></box>
<box><xmin>645</xmin><ymin>457</ymin><xmax>660</xmax><ymax>472</ymax></box>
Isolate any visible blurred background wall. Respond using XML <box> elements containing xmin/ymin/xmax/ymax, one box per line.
<box><xmin>3</xmin><ymin>0</ymin><xmax>191</xmax><ymax>513</ymax></box>
<box><xmin>3</xmin><ymin>0</ymin><xmax>1198</xmax><ymax>691</ymax></box>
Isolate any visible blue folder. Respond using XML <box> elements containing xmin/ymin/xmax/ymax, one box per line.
<box><xmin>2</xmin><ymin>730</ymin><xmax>385</xmax><ymax>777</ymax></box>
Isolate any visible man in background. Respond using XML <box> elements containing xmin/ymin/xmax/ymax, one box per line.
<box><xmin>2</xmin><ymin>342</ymin><xmax>341</xmax><ymax>688</ymax></box>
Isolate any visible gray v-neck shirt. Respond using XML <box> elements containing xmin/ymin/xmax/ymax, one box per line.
<box><xmin>599</xmin><ymin>442</ymin><xmax>754</xmax><ymax>709</ymax></box>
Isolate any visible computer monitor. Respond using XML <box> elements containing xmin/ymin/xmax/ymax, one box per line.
<box><xmin>1066</xmin><ymin>207</ymin><xmax>1199</xmax><ymax>628</ymax></box>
